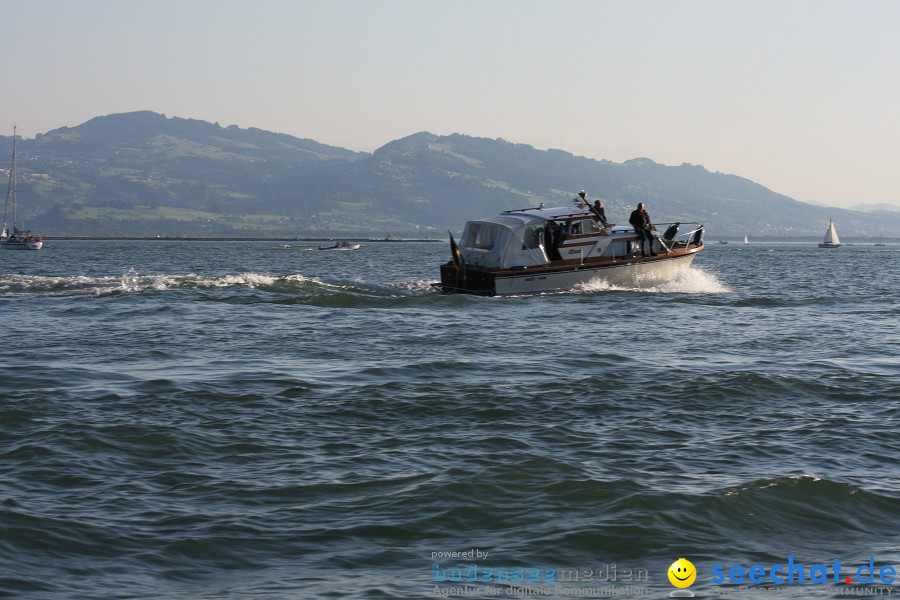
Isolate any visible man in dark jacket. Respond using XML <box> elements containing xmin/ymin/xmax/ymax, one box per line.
<box><xmin>629</xmin><ymin>202</ymin><xmax>655</xmax><ymax>257</ymax></box>
<box><xmin>592</xmin><ymin>200</ymin><xmax>609</xmax><ymax>227</ymax></box>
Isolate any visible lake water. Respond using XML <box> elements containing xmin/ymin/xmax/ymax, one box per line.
<box><xmin>1</xmin><ymin>240</ymin><xmax>898</xmax><ymax>599</ymax></box>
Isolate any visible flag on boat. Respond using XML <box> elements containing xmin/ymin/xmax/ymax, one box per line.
<box><xmin>449</xmin><ymin>231</ymin><xmax>462</xmax><ymax>271</ymax></box>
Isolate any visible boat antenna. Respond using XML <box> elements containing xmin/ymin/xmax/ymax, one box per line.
<box><xmin>573</xmin><ymin>190</ymin><xmax>592</xmax><ymax>212</ymax></box>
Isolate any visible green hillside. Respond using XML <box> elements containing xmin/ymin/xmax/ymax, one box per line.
<box><xmin>2</xmin><ymin>111</ymin><xmax>897</xmax><ymax>238</ymax></box>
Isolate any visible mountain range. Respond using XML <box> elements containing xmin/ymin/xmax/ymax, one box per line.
<box><xmin>2</xmin><ymin>110</ymin><xmax>898</xmax><ymax>239</ymax></box>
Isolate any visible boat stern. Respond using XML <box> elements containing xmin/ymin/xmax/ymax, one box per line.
<box><xmin>438</xmin><ymin>263</ymin><xmax>496</xmax><ymax>295</ymax></box>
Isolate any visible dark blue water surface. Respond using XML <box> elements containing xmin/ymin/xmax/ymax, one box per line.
<box><xmin>1</xmin><ymin>240</ymin><xmax>898</xmax><ymax>599</ymax></box>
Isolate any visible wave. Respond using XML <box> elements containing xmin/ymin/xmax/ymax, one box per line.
<box><xmin>2</xmin><ymin>264</ymin><xmax>728</xmax><ymax>301</ymax></box>
<box><xmin>0</xmin><ymin>270</ymin><xmax>441</xmax><ymax>300</ymax></box>
<box><xmin>0</xmin><ymin>270</ymin><xmax>270</xmax><ymax>297</ymax></box>
<box><xmin>573</xmin><ymin>265</ymin><xmax>731</xmax><ymax>295</ymax></box>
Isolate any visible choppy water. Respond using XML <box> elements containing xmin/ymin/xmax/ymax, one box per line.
<box><xmin>1</xmin><ymin>240</ymin><xmax>898</xmax><ymax>599</ymax></box>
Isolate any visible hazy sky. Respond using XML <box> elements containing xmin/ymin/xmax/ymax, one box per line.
<box><xmin>5</xmin><ymin>0</ymin><xmax>900</xmax><ymax>208</ymax></box>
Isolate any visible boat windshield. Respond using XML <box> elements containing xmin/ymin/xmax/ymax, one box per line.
<box><xmin>569</xmin><ymin>219</ymin><xmax>601</xmax><ymax>236</ymax></box>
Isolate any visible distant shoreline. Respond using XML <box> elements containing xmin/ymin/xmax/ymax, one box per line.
<box><xmin>41</xmin><ymin>236</ymin><xmax>443</xmax><ymax>242</ymax></box>
<box><xmin>708</xmin><ymin>238</ymin><xmax>900</xmax><ymax>244</ymax></box>
<box><xmin>39</xmin><ymin>236</ymin><xmax>898</xmax><ymax>244</ymax></box>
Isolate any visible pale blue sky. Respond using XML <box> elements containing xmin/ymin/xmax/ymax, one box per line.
<box><xmin>4</xmin><ymin>0</ymin><xmax>899</xmax><ymax>208</ymax></box>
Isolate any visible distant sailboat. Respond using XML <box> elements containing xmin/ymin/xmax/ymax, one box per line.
<box><xmin>743</xmin><ymin>234</ymin><xmax>749</xmax><ymax>245</ymax></box>
<box><xmin>818</xmin><ymin>220</ymin><xmax>841</xmax><ymax>248</ymax></box>
<box><xmin>1</xmin><ymin>127</ymin><xmax>43</xmax><ymax>250</ymax></box>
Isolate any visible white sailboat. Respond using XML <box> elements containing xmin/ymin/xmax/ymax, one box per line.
<box><xmin>743</xmin><ymin>234</ymin><xmax>749</xmax><ymax>245</ymax></box>
<box><xmin>818</xmin><ymin>220</ymin><xmax>841</xmax><ymax>248</ymax></box>
<box><xmin>1</xmin><ymin>127</ymin><xmax>43</xmax><ymax>250</ymax></box>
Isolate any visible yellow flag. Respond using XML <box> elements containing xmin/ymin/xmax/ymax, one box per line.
<box><xmin>449</xmin><ymin>232</ymin><xmax>462</xmax><ymax>271</ymax></box>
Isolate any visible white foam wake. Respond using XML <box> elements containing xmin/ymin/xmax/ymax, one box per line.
<box><xmin>0</xmin><ymin>271</ymin><xmax>318</xmax><ymax>297</ymax></box>
<box><xmin>574</xmin><ymin>266</ymin><xmax>730</xmax><ymax>294</ymax></box>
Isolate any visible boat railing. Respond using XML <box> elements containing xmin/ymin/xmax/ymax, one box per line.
<box><xmin>503</xmin><ymin>206</ymin><xmax>597</xmax><ymax>220</ymax></box>
<box><xmin>655</xmin><ymin>222</ymin><xmax>704</xmax><ymax>250</ymax></box>
<box><xmin>503</xmin><ymin>206</ymin><xmax>546</xmax><ymax>214</ymax></box>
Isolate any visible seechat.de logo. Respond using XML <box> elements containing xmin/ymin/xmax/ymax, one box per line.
<box><xmin>711</xmin><ymin>556</ymin><xmax>896</xmax><ymax>586</ymax></box>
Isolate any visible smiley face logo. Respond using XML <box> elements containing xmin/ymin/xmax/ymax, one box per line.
<box><xmin>668</xmin><ymin>558</ymin><xmax>697</xmax><ymax>588</ymax></box>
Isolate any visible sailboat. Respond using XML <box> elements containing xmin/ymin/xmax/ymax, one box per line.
<box><xmin>1</xmin><ymin>127</ymin><xmax>43</xmax><ymax>250</ymax></box>
<box><xmin>818</xmin><ymin>219</ymin><xmax>841</xmax><ymax>248</ymax></box>
<box><xmin>743</xmin><ymin>234</ymin><xmax>749</xmax><ymax>245</ymax></box>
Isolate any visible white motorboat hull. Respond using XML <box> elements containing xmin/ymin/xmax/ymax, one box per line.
<box><xmin>494</xmin><ymin>252</ymin><xmax>697</xmax><ymax>295</ymax></box>
<box><xmin>440</xmin><ymin>249</ymin><xmax>700</xmax><ymax>296</ymax></box>
<box><xmin>318</xmin><ymin>243</ymin><xmax>361</xmax><ymax>250</ymax></box>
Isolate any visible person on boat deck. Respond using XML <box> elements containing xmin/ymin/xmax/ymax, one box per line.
<box><xmin>629</xmin><ymin>202</ymin><xmax>655</xmax><ymax>257</ymax></box>
<box><xmin>543</xmin><ymin>220</ymin><xmax>563</xmax><ymax>261</ymax></box>
<box><xmin>592</xmin><ymin>200</ymin><xmax>609</xmax><ymax>227</ymax></box>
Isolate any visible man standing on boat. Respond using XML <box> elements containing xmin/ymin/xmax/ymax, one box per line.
<box><xmin>575</xmin><ymin>190</ymin><xmax>609</xmax><ymax>228</ymax></box>
<box><xmin>592</xmin><ymin>200</ymin><xmax>609</xmax><ymax>227</ymax></box>
<box><xmin>629</xmin><ymin>202</ymin><xmax>655</xmax><ymax>257</ymax></box>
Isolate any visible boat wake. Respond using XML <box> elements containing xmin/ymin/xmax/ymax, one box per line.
<box><xmin>2</xmin><ymin>267</ymin><xmax>726</xmax><ymax>299</ymax></box>
<box><xmin>0</xmin><ymin>270</ymin><xmax>440</xmax><ymax>300</ymax></box>
<box><xmin>573</xmin><ymin>265</ymin><xmax>730</xmax><ymax>294</ymax></box>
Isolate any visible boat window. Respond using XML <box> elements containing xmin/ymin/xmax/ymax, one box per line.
<box><xmin>464</xmin><ymin>222</ymin><xmax>500</xmax><ymax>250</ymax></box>
<box><xmin>522</xmin><ymin>224</ymin><xmax>544</xmax><ymax>250</ymax></box>
<box><xmin>570</xmin><ymin>219</ymin><xmax>600</xmax><ymax>236</ymax></box>
<box><xmin>606</xmin><ymin>240</ymin><xmax>630</xmax><ymax>257</ymax></box>
<box><xmin>582</xmin><ymin>219</ymin><xmax>601</xmax><ymax>234</ymax></box>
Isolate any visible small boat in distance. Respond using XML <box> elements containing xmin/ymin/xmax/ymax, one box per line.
<box><xmin>318</xmin><ymin>241</ymin><xmax>361</xmax><ymax>250</ymax></box>
<box><xmin>744</xmin><ymin>234</ymin><xmax>749</xmax><ymax>245</ymax></box>
<box><xmin>818</xmin><ymin>220</ymin><xmax>841</xmax><ymax>248</ymax></box>
<box><xmin>436</xmin><ymin>199</ymin><xmax>704</xmax><ymax>296</ymax></box>
<box><xmin>1</xmin><ymin>127</ymin><xmax>43</xmax><ymax>250</ymax></box>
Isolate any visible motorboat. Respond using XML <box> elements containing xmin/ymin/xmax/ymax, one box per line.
<box><xmin>318</xmin><ymin>241</ymin><xmax>361</xmax><ymax>250</ymax></box>
<box><xmin>436</xmin><ymin>202</ymin><xmax>704</xmax><ymax>296</ymax></box>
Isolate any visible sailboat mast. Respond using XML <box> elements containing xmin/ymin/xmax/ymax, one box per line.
<box><xmin>10</xmin><ymin>127</ymin><xmax>16</xmax><ymax>231</ymax></box>
<box><xmin>1</xmin><ymin>127</ymin><xmax>14</xmax><ymax>238</ymax></box>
